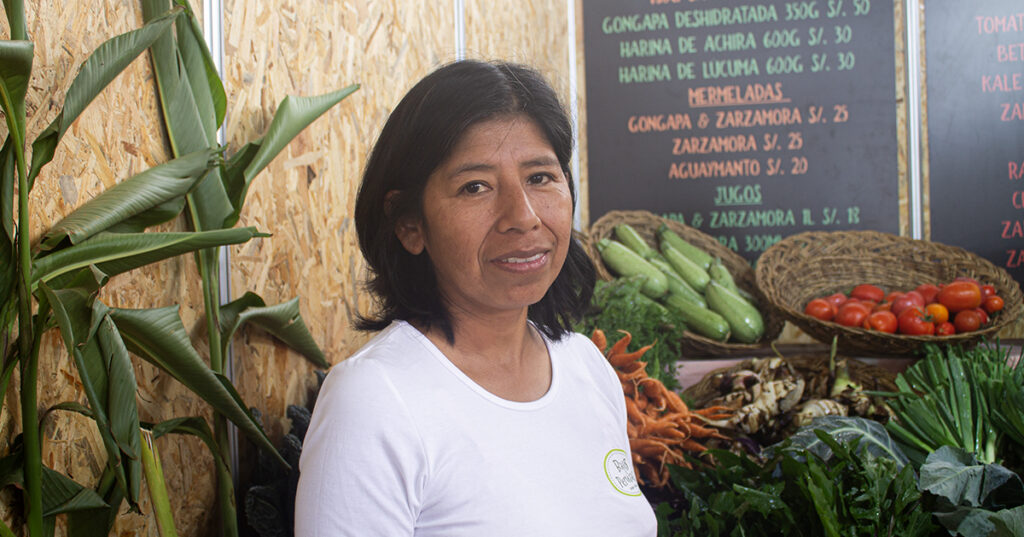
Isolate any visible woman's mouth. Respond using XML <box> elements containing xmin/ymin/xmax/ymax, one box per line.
<box><xmin>494</xmin><ymin>251</ymin><xmax>548</xmax><ymax>271</ymax></box>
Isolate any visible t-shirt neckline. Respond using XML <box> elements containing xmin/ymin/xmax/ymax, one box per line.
<box><xmin>397</xmin><ymin>320</ymin><xmax>560</xmax><ymax>411</ymax></box>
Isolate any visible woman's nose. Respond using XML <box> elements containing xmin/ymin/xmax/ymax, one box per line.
<box><xmin>496</xmin><ymin>181</ymin><xmax>541</xmax><ymax>233</ymax></box>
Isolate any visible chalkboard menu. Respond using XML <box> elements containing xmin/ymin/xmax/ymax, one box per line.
<box><xmin>925</xmin><ymin>3</ymin><xmax>1024</xmax><ymax>288</ymax></box>
<box><xmin>582</xmin><ymin>0</ymin><xmax>901</xmax><ymax>261</ymax></box>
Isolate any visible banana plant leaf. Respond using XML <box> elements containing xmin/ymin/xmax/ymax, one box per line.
<box><xmin>220</xmin><ymin>292</ymin><xmax>328</xmax><ymax>368</ymax></box>
<box><xmin>3</xmin><ymin>0</ymin><xmax>27</xmax><ymax>41</ymax></box>
<box><xmin>108</xmin><ymin>306</ymin><xmax>287</xmax><ymax>467</ymax></box>
<box><xmin>41</xmin><ymin>284</ymin><xmax>143</xmax><ymax>508</ymax></box>
<box><xmin>0</xmin><ymin>39</ymin><xmax>33</xmax><ymax>242</ymax></box>
<box><xmin>0</xmin><ymin>39</ymin><xmax>33</xmax><ymax>149</ymax></box>
<box><xmin>26</xmin><ymin>7</ymin><xmax>182</xmax><ymax>190</ymax></box>
<box><xmin>0</xmin><ymin>447</ymin><xmax>108</xmax><ymax>517</ymax></box>
<box><xmin>222</xmin><ymin>84</ymin><xmax>358</xmax><ymax>228</ymax></box>
<box><xmin>146</xmin><ymin>416</ymin><xmax>226</xmax><ymax>469</ymax></box>
<box><xmin>38</xmin><ymin>147</ymin><xmax>221</xmax><ymax>251</ymax></box>
<box><xmin>30</xmin><ymin>227</ymin><xmax>266</xmax><ymax>290</ymax></box>
<box><xmin>67</xmin><ymin>467</ymin><xmax>124</xmax><ymax>537</ymax></box>
<box><xmin>170</xmin><ymin>0</ymin><xmax>225</xmax><ymax>138</ymax></box>
<box><xmin>142</xmin><ymin>0</ymin><xmax>233</xmax><ymax>232</ymax></box>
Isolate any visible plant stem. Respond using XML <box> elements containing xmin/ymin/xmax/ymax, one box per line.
<box><xmin>214</xmin><ymin>420</ymin><xmax>238</xmax><ymax>537</ymax></box>
<box><xmin>13</xmin><ymin>121</ymin><xmax>42</xmax><ymax>537</ymax></box>
<box><xmin>141</xmin><ymin>429</ymin><xmax>179</xmax><ymax>537</ymax></box>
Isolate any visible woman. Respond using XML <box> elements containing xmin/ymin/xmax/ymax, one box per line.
<box><xmin>295</xmin><ymin>60</ymin><xmax>657</xmax><ymax>536</ymax></box>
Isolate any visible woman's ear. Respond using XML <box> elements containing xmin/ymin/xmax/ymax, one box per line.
<box><xmin>394</xmin><ymin>216</ymin><xmax>425</xmax><ymax>255</ymax></box>
<box><xmin>386</xmin><ymin>190</ymin><xmax>425</xmax><ymax>255</ymax></box>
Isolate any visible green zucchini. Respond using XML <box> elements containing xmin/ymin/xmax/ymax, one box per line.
<box><xmin>663</xmin><ymin>292</ymin><xmax>730</xmax><ymax>341</ymax></box>
<box><xmin>648</xmin><ymin>256</ymin><xmax>707</xmax><ymax>308</ymax></box>
<box><xmin>613</xmin><ymin>224</ymin><xmax>659</xmax><ymax>260</ymax></box>
<box><xmin>705</xmin><ymin>280</ymin><xmax>765</xmax><ymax>343</ymax></box>
<box><xmin>596</xmin><ymin>238</ymin><xmax>668</xmax><ymax>298</ymax></box>
<box><xmin>661</xmin><ymin>243</ymin><xmax>711</xmax><ymax>293</ymax></box>
<box><xmin>657</xmin><ymin>224</ymin><xmax>713</xmax><ymax>271</ymax></box>
<box><xmin>708</xmin><ymin>258</ymin><xmax>755</xmax><ymax>301</ymax></box>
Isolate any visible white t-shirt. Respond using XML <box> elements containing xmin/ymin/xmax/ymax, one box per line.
<box><xmin>295</xmin><ymin>320</ymin><xmax>657</xmax><ymax>536</ymax></box>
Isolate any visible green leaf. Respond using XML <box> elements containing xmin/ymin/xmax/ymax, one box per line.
<box><xmin>220</xmin><ymin>292</ymin><xmax>328</xmax><ymax>368</ymax></box>
<box><xmin>222</xmin><ymin>84</ymin><xmax>358</xmax><ymax>227</ymax></box>
<box><xmin>31</xmin><ymin>227</ymin><xmax>265</xmax><ymax>289</ymax></box>
<box><xmin>66</xmin><ymin>467</ymin><xmax>124</xmax><ymax>537</ymax></box>
<box><xmin>142</xmin><ymin>0</ymin><xmax>234</xmax><ymax>232</ymax></box>
<box><xmin>40</xmin><ymin>466</ymin><xmax>110</xmax><ymax>517</ymax></box>
<box><xmin>3</xmin><ymin>0</ymin><xmax>27</xmax><ymax>41</ymax></box>
<box><xmin>39</xmin><ymin>148</ymin><xmax>221</xmax><ymax>250</ymax></box>
<box><xmin>40</xmin><ymin>283</ymin><xmax>143</xmax><ymax>507</ymax></box>
<box><xmin>1</xmin><ymin>138</ymin><xmax>18</xmax><ymax>240</ymax></box>
<box><xmin>146</xmin><ymin>417</ymin><xmax>226</xmax><ymax>469</ymax></box>
<box><xmin>777</xmin><ymin>416</ymin><xmax>909</xmax><ymax>467</ymax></box>
<box><xmin>991</xmin><ymin>505</ymin><xmax>1024</xmax><ymax>537</ymax></box>
<box><xmin>0</xmin><ymin>39</ymin><xmax>33</xmax><ymax>149</ymax></box>
<box><xmin>94</xmin><ymin>309</ymin><xmax>142</xmax><ymax>506</ymax></box>
<box><xmin>27</xmin><ymin>7</ymin><xmax>181</xmax><ymax>189</ymax></box>
<box><xmin>172</xmin><ymin>0</ymin><xmax>225</xmax><ymax>136</ymax></box>
<box><xmin>107</xmin><ymin>306</ymin><xmax>287</xmax><ymax>467</ymax></box>
<box><xmin>920</xmin><ymin>446</ymin><xmax>1024</xmax><ymax>509</ymax></box>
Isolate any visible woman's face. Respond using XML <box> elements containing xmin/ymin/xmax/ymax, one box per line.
<box><xmin>395</xmin><ymin>115</ymin><xmax>573</xmax><ymax>320</ymax></box>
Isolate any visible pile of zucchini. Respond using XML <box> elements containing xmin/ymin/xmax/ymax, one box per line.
<box><xmin>595</xmin><ymin>223</ymin><xmax>766</xmax><ymax>344</ymax></box>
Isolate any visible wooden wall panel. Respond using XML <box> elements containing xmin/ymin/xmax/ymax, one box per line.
<box><xmin>221</xmin><ymin>0</ymin><xmax>454</xmax><ymax>490</ymax></box>
<box><xmin>2</xmin><ymin>1</ymin><xmax>217</xmax><ymax>535</ymax></box>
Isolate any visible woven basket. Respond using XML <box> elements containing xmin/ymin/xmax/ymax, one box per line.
<box><xmin>586</xmin><ymin>210</ymin><xmax>785</xmax><ymax>356</ymax></box>
<box><xmin>682</xmin><ymin>353</ymin><xmax>898</xmax><ymax>409</ymax></box>
<box><xmin>755</xmin><ymin>230</ymin><xmax>1024</xmax><ymax>356</ymax></box>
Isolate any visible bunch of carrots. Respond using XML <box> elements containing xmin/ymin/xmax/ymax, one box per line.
<box><xmin>592</xmin><ymin>329</ymin><xmax>732</xmax><ymax>488</ymax></box>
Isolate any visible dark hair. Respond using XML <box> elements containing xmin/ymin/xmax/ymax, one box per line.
<box><xmin>353</xmin><ymin>60</ymin><xmax>595</xmax><ymax>342</ymax></box>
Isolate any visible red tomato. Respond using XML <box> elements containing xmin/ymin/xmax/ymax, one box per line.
<box><xmin>804</xmin><ymin>298</ymin><xmax>836</xmax><ymax>321</ymax></box>
<box><xmin>865</xmin><ymin>310</ymin><xmax>898</xmax><ymax>333</ymax></box>
<box><xmin>885</xmin><ymin>291</ymin><xmax>906</xmax><ymax>303</ymax></box>
<box><xmin>935</xmin><ymin>321</ymin><xmax>956</xmax><ymax>336</ymax></box>
<box><xmin>981</xmin><ymin>284</ymin><xmax>996</xmax><ymax>298</ymax></box>
<box><xmin>835</xmin><ymin>302</ymin><xmax>871</xmax><ymax>328</ymax></box>
<box><xmin>850</xmin><ymin>284</ymin><xmax>885</xmax><ymax>303</ymax></box>
<box><xmin>953</xmin><ymin>309</ymin><xmax>983</xmax><ymax>333</ymax></box>
<box><xmin>954</xmin><ymin>276</ymin><xmax>982</xmax><ymax>291</ymax></box>
<box><xmin>898</xmin><ymin>307</ymin><xmax>935</xmax><ymax>335</ymax></box>
<box><xmin>937</xmin><ymin>281</ymin><xmax>983</xmax><ymax>313</ymax></box>
<box><xmin>984</xmin><ymin>295</ymin><xmax>1004</xmax><ymax>314</ymax></box>
<box><xmin>915</xmin><ymin>283</ymin><xmax>941</xmax><ymax>305</ymax></box>
<box><xmin>891</xmin><ymin>291</ymin><xmax>925</xmax><ymax>317</ymax></box>
<box><xmin>824</xmin><ymin>292</ymin><xmax>848</xmax><ymax>309</ymax></box>
<box><xmin>974</xmin><ymin>307</ymin><xmax>990</xmax><ymax>325</ymax></box>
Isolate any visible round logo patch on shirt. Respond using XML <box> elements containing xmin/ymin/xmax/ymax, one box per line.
<box><xmin>604</xmin><ymin>449</ymin><xmax>641</xmax><ymax>496</ymax></box>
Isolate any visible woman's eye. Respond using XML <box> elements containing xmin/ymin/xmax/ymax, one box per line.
<box><xmin>527</xmin><ymin>173</ymin><xmax>553</xmax><ymax>185</ymax></box>
<box><xmin>460</xmin><ymin>181</ymin><xmax>487</xmax><ymax>194</ymax></box>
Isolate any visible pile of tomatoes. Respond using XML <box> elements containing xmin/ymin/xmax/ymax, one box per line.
<box><xmin>803</xmin><ymin>277</ymin><xmax>1005</xmax><ymax>336</ymax></box>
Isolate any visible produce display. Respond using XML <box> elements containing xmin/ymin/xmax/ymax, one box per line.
<box><xmin>590</xmin><ymin>329</ymin><xmax>732</xmax><ymax>488</ymax></box>
<box><xmin>649</xmin><ymin>341</ymin><xmax>1024</xmax><ymax>537</ymax></box>
<box><xmin>803</xmin><ymin>278</ymin><xmax>1008</xmax><ymax>336</ymax></box>
<box><xmin>595</xmin><ymin>223</ymin><xmax>767</xmax><ymax>344</ymax></box>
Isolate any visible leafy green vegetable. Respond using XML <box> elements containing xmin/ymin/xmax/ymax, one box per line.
<box><xmin>878</xmin><ymin>343</ymin><xmax>1022</xmax><ymax>469</ymax></box>
<box><xmin>655</xmin><ymin>418</ymin><xmax>936</xmax><ymax>536</ymax></box>
<box><xmin>920</xmin><ymin>446</ymin><xmax>1024</xmax><ymax>537</ymax></box>
<box><xmin>776</xmin><ymin>416</ymin><xmax>909</xmax><ymax>467</ymax></box>
<box><xmin>575</xmin><ymin>276</ymin><xmax>686</xmax><ymax>388</ymax></box>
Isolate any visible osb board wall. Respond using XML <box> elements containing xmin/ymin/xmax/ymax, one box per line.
<box><xmin>222</xmin><ymin>0</ymin><xmax>576</xmax><ymax>474</ymax></box>
<box><xmin>1</xmin><ymin>1</ymin><xmax>220</xmax><ymax>535</ymax></box>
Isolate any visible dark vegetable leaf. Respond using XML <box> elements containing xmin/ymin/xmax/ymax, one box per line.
<box><xmin>776</xmin><ymin>416</ymin><xmax>909</xmax><ymax>467</ymax></box>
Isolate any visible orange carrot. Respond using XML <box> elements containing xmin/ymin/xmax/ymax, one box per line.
<box><xmin>608</xmin><ymin>344</ymin><xmax>654</xmax><ymax>368</ymax></box>
<box><xmin>590</xmin><ymin>328</ymin><xmax>607</xmax><ymax>353</ymax></box>
<box><xmin>606</xmin><ymin>330</ymin><xmax>633</xmax><ymax>359</ymax></box>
